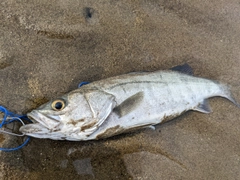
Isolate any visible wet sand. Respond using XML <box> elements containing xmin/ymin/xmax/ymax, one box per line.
<box><xmin>0</xmin><ymin>0</ymin><xmax>240</xmax><ymax>179</ymax></box>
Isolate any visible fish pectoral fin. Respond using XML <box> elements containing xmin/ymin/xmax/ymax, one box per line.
<box><xmin>170</xmin><ymin>63</ymin><xmax>194</xmax><ymax>76</ymax></box>
<box><xmin>193</xmin><ymin>99</ymin><xmax>212</xmax><ymax>113</ymax></box>
<box><xmin>113</xmin><ymin>91</ymin><xmax>144</xmax><ymax>117</ymax></box>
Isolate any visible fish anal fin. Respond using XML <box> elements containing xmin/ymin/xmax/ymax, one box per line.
<box><xmin>193</xmin><ymin>99</ymin><xmax>212</xmax><ymax>113</ymax></box>
<box><xmin>170</xmin><ymin>63</ymin><xmax>194</xmax><ymax>76</ymax></box>
<box><xmin>113</xmin><ymin>92</ymin><xmax>144</xmax><ymax>117</ymax></box>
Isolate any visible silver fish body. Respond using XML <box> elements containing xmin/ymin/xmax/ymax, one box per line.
<box><xmin>19</xmin><ymin>66</ymin><xmax>239</xmax><ymax>141</ymax></box>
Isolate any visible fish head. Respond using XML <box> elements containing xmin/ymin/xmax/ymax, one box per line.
<box><xmin>19</xmin><ymin>90</ymin><xmax>102</xmax><ymax>140</ymax></box>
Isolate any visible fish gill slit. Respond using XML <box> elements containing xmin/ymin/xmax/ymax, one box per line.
<box><xmin>84</xmin><ymin>94</ymin><xmax>96</xmax><ymax>118</ymax></box>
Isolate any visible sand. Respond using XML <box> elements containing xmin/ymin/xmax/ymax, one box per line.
<box><xmin>0</xmin><ymin>0</ymin><xmax>240</xmax><ymax>179</ymax></box>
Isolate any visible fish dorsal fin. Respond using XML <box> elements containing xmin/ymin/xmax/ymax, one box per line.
<box><xmin>170</xmin><ymin>63</ymin><xmax>194</xmax><ymax>75</ymax></box>
<box><xmin>193</xmin><ymin>99</ymin><xmax>212</xmax><ymax>113</ymax></box>
<box><xmin>113</xmin><ymin>92</ymin><xmax>144</xmax><ymax>117</ymax></box>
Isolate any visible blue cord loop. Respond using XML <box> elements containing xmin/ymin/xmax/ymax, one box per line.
<box><xmin>78</xmin><ymin>81</ymin><xmax>90</xmax><ymax>88</ymax></box>
<box><xmin>0</xmin><ymin>137</ymin><xmax>30</xmax><ymax>152</ymax></box>
<box><xmin>0</xmin><ymin>106</ymin><xmax>32</xmax><ymax>152</ymax></box>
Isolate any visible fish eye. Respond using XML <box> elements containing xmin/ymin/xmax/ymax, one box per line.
<box><xmin>51</xmin><ymin>99</ymin><xmax>65</xmax><ymax>111</ymax></box>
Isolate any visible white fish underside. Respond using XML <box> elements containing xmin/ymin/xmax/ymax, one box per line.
<box><xmin>19</xmin><ymin>67</ymin><xmax>238</xmax><ymax>141</ymax></box>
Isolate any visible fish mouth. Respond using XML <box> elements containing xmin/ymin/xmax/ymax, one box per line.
<box><xmin>27</xmin><ymin>110</ymin><xmax>61</xmax><ymax>129</ymax></box>
<box><xmin>19</xmin><ymin>110</ymin><xmax>61</xmax><ymax>135</ymax></box>
<box><xmin>19</xmin><ymin>123</ymin><xmax>65</xmax><ymax>140</ymax></box>
<box><xmin>26</xmin><ymin>111</ymin><xmax>46</xmax><ymax>126</ymax></box>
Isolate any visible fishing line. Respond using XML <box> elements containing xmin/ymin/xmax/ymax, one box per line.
<box><xmin>0</xmin><ymin>106</ymin><xmax>32</xmax><ymax>152</ymax></box>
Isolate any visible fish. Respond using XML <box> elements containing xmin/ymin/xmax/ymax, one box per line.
<box><xmin>19</xmin><ymin>64</ymin><xmax>239</xmax><ymax>141</ymax></box>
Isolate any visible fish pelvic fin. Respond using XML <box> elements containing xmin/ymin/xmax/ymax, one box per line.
<box><xmin>148</xmin><ymin>125</ymin><xmax>156</xmax><ymax>130</ymax></box>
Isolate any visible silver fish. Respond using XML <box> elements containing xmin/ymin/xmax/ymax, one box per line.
<box><xmin>20</xmin><ymin>64</ymin><xmax>239</xmax><ymax>141</ymax></box>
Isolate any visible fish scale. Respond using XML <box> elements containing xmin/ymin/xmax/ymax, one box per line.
<box><xmin>88</xmin><ymin>77</ymin><xmax>223</xmax><ymax>140</ymax></box>
<box><xmin>19</xmin><ymin>64</ymin><xmax>239</xmax><ymax>141</ymax></box>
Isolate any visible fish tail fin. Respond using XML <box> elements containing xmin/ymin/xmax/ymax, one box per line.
<box><xmin>219</xmin><ymin>83</ymin><xmax>240</xmax><ymax>108</ymax></box>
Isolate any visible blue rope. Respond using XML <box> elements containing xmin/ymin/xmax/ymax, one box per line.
<box><xmin>0</xmin><ymin>137</ymin><xmax>30</xmax><ymax>152</ymax></box>
<box><xmin>0</xmin><ymin>106</ymin><xmax>32</xmax><ymax>152</ymax></box>
<box><xmin>78</xmin><ymin>81</ymin><xmax>90</xmax><ymax>88</ymax></box>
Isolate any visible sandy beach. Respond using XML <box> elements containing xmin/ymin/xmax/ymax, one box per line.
<box><xmin>0</xmin><ymin>0</ymin><xmax>240</xmax><ymax>179</ymax></box>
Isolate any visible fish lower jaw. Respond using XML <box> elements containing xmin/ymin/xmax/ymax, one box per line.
<box><xmin>19</xmin><ymin>124</ymin><xmax>64</xmax><ymax>140</ymax></box>
<box><xmin>19</xmin><ymin>123</ymin><xmax>50</xmax><ymax>134</ymax></box>
<box><xmin>19</xmin><ymin>124</ymin><xmax>83</xmax><ymax>140</ymax></box>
